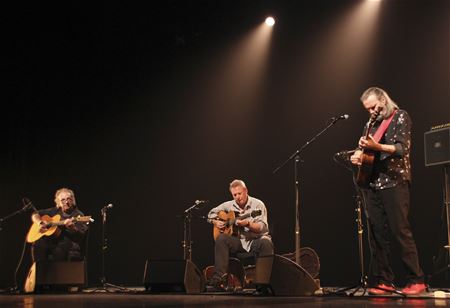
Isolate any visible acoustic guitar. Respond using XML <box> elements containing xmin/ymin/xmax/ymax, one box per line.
<box><xmin>355</xmin><ymin>108</ymin><xmax>381</xmax><ymax>187</ymax></box>
<box><xmin>26</xmin><ymin>214</ymin><xmax>92</xmax><ymax>243</ymax></box>
<box><xmin>24</xmin><ymin>262</ymin><xmax>36</xmax><ymax>293</ymax></box>
<box><xmin>213</xmin><ymin>210</ymin><xmax>262</xmax><ymax>241</ymax></box>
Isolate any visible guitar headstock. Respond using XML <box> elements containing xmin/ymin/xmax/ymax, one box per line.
<box><xmin>74</xmin><ymin>215</ymin><xmax>94</xmax><ymax>223</ymax></box>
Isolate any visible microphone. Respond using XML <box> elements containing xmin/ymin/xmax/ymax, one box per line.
<box><xmin>194</xmin><ymin>200</ymin><xmax>208</xmax><ymax>206</ymax></box>
<box><xmin>102</xmin><ymin>203</ymin><xmax>113</xmax><ymax>210</ymax></box>
<box><xmin>339</xmin><ymin>149</ymin><xmax>356</xmax><ymax>155</ymax></box>
<box><xmin>333</xmin><ymin>114</ymin><xmax>350</xmax><ymax>121</ymax></box>
<box><xmin>184</xmin><ymin>200</ymin><xmax>209</xmax><ymax>213</ymax></box>
<box><xmin>334</xmin><ymin>149</ymin><xmax>356</xmax><ymax>158</ymax></box>
<box><xmin>21</xmin><ymin>197</ymin><xmax>37</xmax><ymax>212</ymax></box>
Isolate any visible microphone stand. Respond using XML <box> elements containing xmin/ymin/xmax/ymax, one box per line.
<box><xmin>273</xmin><ymin>116</ymin><xmax>346</xmax><ymax>265</ymax></box>
<box><xmin>332</xmin><ymin>152</ymin><xmax>405</xmax><ymax>297</ymax></box>
<box><xmin>181</xmin><ymin>201</ymin><xmax>207</xmax><ymax>261</ymax></box>
<box><xmin>432</xmin><ymin>164</ymin><xmax>450</xmax><ymax>285</ymax></box>
<box><xmin>92</xmin><ymin>205</ymin><xmax>128</xmax><ymax>293</ymax></box>
<box><xmin>0</xmin><ymin>198</ymin><xmax>36</xmax><ymax>293</ymax></box>
<box><xmin>0</xmin><ymin>208</ymin><xmax>27</xmax><ymax>293</ymax></box>
<box><xmin>334</xmin><ymin>179</ymin><xmax>371</xmax><ymax>296</ymax></box>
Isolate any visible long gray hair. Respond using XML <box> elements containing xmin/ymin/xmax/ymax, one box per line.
<box><xmin>360</xmin><ymin>87</ymin><xmax>399</xmax><ymax>119</ymax></box>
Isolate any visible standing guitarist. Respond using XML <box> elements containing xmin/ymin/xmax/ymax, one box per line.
<box><xmin>207</xmin><ymin>179</ymin><xmax>273</xmax><ymax>291</ymax></box>
<box><xmin>350</xmin><ymin>87</ymin><xmax>425</xmax><ymax>296</ymax></box>
<box><xmin>31</xmin><ymin>188</ymin><xmax>88</xmax><ymax>262</ymax></box>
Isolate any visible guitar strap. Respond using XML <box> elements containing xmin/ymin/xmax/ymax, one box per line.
<box><xmin>372</xmin><ymin>109</ymin><xmax>397</xmax><ymax>142</ymax></box>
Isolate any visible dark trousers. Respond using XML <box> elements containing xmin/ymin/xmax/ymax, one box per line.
<box><xmin>32</xmin><ymin>236</ymin><xmax>75</xmax><ymax>262</ymax></box>
<box><xmin>214</xmin><ymin>234</ymin><xmax>274</xmax><ymax>275</ymax></box>
<box><xmin>365</xmin><ymin>183</ymin><xmax>424</xmax><ymax>284</ymax></box>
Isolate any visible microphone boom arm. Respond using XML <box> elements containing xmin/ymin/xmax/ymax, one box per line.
<box><xmin>272</xmin><ymin>114</ymin><xmax>349</xmax><ymax>266</ymax></box>
<box><xmin>273</xmin><ymin>115</ymin><xmax>348</xmax><ymax>174</ymax></box>
<box><xmin>0</xmin><ymin>198</ymin><xmax>36</xmax><ymax>231</ymax></box>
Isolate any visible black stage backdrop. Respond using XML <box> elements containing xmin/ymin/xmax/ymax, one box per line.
<box><xmin>1</xmin><ymin>0</ymin><xmax>448</xmax><ymax>288</ymax></box>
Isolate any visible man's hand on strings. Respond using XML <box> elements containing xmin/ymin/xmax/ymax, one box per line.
<box><xmin>359</xmin><ymin>135</ymin><xmax>381</xmax><ymax>151</ymax></box>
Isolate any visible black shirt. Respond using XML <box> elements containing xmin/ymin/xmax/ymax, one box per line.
<box><xmin>368</xmin><ymin>109</ymin><xmax>412</xmax><ymax>190</ymax></box>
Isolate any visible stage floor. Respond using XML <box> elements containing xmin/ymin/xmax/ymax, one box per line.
<box><xmin>0</xmin><ymin>287</ymin><xmax>449</xmax><ymax>308</ymax></box>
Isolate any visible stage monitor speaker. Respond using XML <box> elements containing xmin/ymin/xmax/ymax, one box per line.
<box><xmin>424</xmin><ymin>126</ymin><xmax>450</xmax><ymax>167</ymax></box>
<box><xmin>24</xmin><ymin>261</ymin><xmax>86</xmax><ymax>292</ymax></box>
<box><xmin>254</xmin><ymin>254</ymin><xmax>319</xmax><ymax>296</ymax></box>
<box><xmin>143</xmin><ymin>259</ymin><xmax>205</xmax><ymax>294</ymax></box>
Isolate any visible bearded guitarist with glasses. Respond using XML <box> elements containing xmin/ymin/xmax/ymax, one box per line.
<box><xmin>30</xmin><ymin>188</ymin><xmax>89</xmax><ymax>262</ymax></box>
<box><xmin>350</xmin><ymin>87</ymin><xmax>426</xmax><ymax>296</ymax></box>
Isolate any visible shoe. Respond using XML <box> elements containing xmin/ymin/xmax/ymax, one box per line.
<box><xmin>206</xmin><ymin>273</ymin><xmax>226</xmax><ymax>292</ymax></box>
<box><xmin>401</xmin><ymin>283</ymin><xmax>427</xmax><ymax>295</ymax></box>
<box><xmin>368</xmin><ymin>283</ymin><xmax>396</xmax><ymax>295</ymax></box>
<box><xmin>253</xmin><ymin>285</ymin><xmax>271</xmax><ymax>296</ymax></box>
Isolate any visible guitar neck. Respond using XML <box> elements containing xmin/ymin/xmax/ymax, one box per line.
<box><xmin>47</xmin><ymin>220</ymin><xmax>67</xmax><ymax>227</ymax></box>
<box><xmin>364</xmin><ymin>119</ymin><xmax>375</xmax><ymax>139</ymax></box>
<box><xmin>363</xmin><ymin>109</ymin><xmax>380</xmax><ymax>141</ymax></box>
<box><xmin>356</xmin><ymin>111</ymin><xmax>380</xmax><ymax>187</ymax></box>
<box><xmin>238</xmin><ymin>213</ymin><xmax>252</xmax><ymax>220</ymax></box>
<box><xmin>227</xmin><ymin>212</ymin><xmax>252</xmax><ymax>225</ymax></box>
<box><xmin>361</xmin><ymin>128</ymin><xmax>372</xmax><ymax>154</ymax></box>
<box><xmin>364</xmin><ymin>126</ymin><xmax>371</xmax><ymax>139</ymax></box>
<box><xmin>46</xmin><ymin>216</ymin><xmax>87</xmax><ymax>227</ymax></box>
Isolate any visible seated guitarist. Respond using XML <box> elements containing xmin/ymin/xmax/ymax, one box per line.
<box><xmin>350</xmin><ymin>87</ymin><xmax>425</xmax><ymax>296</ymax></box>
<box><xmin>31</xmin><ymin>188</ymin><xmax>88</xmax><ymax>262</ymax></box>
<box><xmin>207</xmin><ymin>179</ymin><xmax>273</xmax><ymax>291</ymax></box>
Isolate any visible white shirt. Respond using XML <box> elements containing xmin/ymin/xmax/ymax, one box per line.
<box><xmin>208</xmin><ymin>196</ymin><xmax>269</xmax><ymax>251</ymax></box>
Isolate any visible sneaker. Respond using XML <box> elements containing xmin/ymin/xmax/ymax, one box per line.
<box><xmin>368</xmin><ymin>283</ymin><xmax>396</xmax><ymax>295</ymax></box>
<box><xmin>401</xmin><ymin>283</ymin><xmax>427</xmax><ymax>295</ymax></box>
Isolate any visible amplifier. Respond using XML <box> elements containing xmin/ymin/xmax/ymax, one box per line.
<box><xmin>424</xmin><ymin>126</ymin><xmax>450</xmax><ymax>167</ymax></box>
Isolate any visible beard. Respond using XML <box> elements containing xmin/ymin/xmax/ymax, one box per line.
<box><xmin>60</xmin><ymin>204</ymin><xmax>74</xmax><ymax>213</ymax></box>
<box><xmin>376</xmin><ymin>105</ymin><xmax>390</xmax><ymax>121</ymax></box>
<box><xmin>376</xmin><ymin>112</ymin><xmax>384</xmax><ymax>121</ymax></box>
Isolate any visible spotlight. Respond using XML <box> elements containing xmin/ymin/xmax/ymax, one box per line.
<box><xmin>265</xmin><ymin>17</ymin><xmax>275</xmax><ymax>27</ymax></box>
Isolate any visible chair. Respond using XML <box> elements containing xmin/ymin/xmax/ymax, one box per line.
<box><xmin>67</xmin><ymin>228</ymin><xmax>89</xmax><ymax>289</ymax></box>
<box><xmin>232</xmin><ymin>251</ymin><xmax>257</xmax><ymax>289</ymax></box>
<box><xmin>203</xmin><ymin>252</ymin><xmax>255</xmax><ymax>292</ymax></box>
<box><xmin>25</xmin><ymin>230</ymin><xmax>89</xmax><ymax>293</ymax></box>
